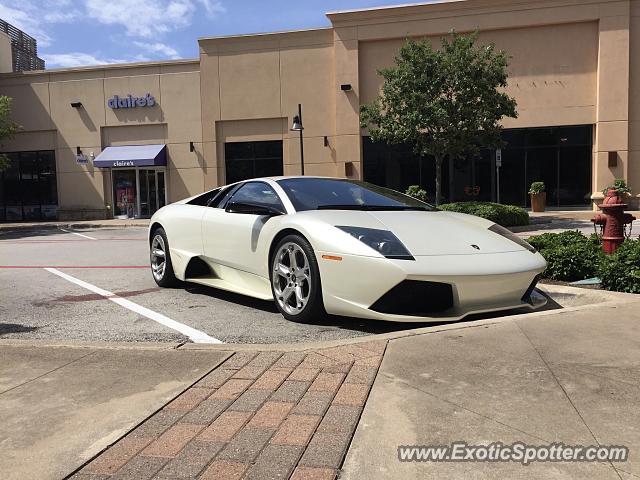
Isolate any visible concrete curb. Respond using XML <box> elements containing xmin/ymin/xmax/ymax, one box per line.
<box><xmin>0</xmin><ymin>222</ymin><xmax>149</xmax><ymax>232</ymax></box>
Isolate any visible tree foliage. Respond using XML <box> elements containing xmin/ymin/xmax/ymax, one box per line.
<box><xmin>360</xmin><ymin>32</ymin><xmax>518</xmax><ymax>205</ymax></box>
<box><xmin>0</xmin><ymin>96</ymin><xmax>20</xmax><ymax>171</ymax></box>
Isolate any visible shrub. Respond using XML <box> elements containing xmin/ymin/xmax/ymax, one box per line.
<box><xmin>598</xmin><ymin>239</ymin><xmax>640</xmax><ymax>293</ymax></box>
<box><xmin>528</xmin><ymin>231</ymin><xmax>602</xmax><ymax>282</ymax></box>
<box><xmin>528</xmin><ymin>181</ymin><xmax>545</xmax><ymax>194</ymax></box>
<box><xmin>527</xmin><ymin>230</ymin><xmax>598</xmax><ymax>252</ymax></box>
<box><xmin>439</xmin><ymin>201</ymin><xmax>529</xmax><ymax>227</ymax></box>
<box><xmin>405</xmin><ymin>185</ymin><xmax>428</xmax><ymax>202</ymax></box>
<box><xmin>602</xmin><ymin>178</ymin><xmax>631</xmax><ymax>196</ymax></box>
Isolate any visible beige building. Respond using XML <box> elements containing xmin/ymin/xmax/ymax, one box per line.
<box><xmin>0</xmin><ymin>0</ymin><xmax>638</xmax><ymax>221</ymax></box>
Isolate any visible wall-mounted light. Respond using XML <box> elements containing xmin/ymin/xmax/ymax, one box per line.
<box><xmin>608</xmin><ymin>151</ymin><xmax>618</xmax><ymax>168</ymax></box>
<box><xmin>340</xmin><ymin>84</ymin><xmax>352</xmax><ymax>92</ymax></box>
<box><xmin>189</xmin><ymin>141</ymin><xmax>195</xmax><ymax>153</ymax></box>
<box><xmin>324</xmin><ymin>136</ymin><xmax>329</xmax><ymax>147</ymax></box>
<box><xmin>70</xmin><ymin>101</ymin><xmax>83</xmax><ymax>108</ymax></box>
<box><xmin>76</xmin><ymin>146</ymin><xmax>82</xmax><ymax>155</ymax></box>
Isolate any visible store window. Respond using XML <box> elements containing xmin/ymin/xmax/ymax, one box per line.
<box><xmin>362</xmin><ymin>125</ymin><xmax>592</xmax><ymax>207</ymax></box>
<box><xmin>225</xmin><ymin>141</ymin><xmax>283</xmax><ymax>184</ymax></box>
<box><xmin>0</xmin><ymin>150</ymin><xmax>57</xmax><ymax>222</ymax></box>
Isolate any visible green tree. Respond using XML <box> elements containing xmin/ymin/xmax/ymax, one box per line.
<box><xmin>0</xmin><ymin>96</ymin><xmax>20</xmax><ymax>171</ymax></box>
<box><xmin>360</xmin><ymin>32</ymin><xmax>517</xmax><ymax>205</ymax></box>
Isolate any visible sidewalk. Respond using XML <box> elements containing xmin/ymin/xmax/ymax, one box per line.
<box><xmin>2</xmin><ymin>291</ymin><xmax>640</xmax><ymax>479</ymax></box>
<box><xmin>341</xmin><ymin>298</ymin><xmax>640</xmax><ymax>479</ymax></box>
<box><xmin>0</xmin><ymin>218</ymin><xmax>150</xmax><ymax>231</ymax></box>
<box><xmin>68</xmin><ymin>342</ymin><xmax>386</xmax><ymax>480</ymax></box>
<box><xmin>0</xmin><ymin>343</ymin><xmax>230</xmax><ymax>480</ymax></box>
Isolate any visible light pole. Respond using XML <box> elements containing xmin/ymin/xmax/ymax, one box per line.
<box><xmin>290</xmin><ymin>103</ymin><xmax>304</xmax><ymax>175</ymax></box>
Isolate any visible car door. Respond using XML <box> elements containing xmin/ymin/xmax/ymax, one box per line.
<box><xmin>202</xmin><ymin>181</ymin><xmax>286</xmax><ymax>275</ymax></box>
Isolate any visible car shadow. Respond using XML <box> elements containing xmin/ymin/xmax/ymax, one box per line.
<box><xmin>182</xmin><ymin>282</ymin><xmax>560</xmax><ymax>336</ymax></box>
<box><xmin>0</xmin><ymin>323</ymin><xmax>40</xmax><ymax>335</ymax></box>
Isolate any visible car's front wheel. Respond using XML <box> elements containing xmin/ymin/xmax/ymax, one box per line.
<box><xmin>150</xmin><ymin>227</ymin><xmax>178</xmax><ymax>287</ymax></box>
<box><xmin>271</xmin><ymin>234</ymin><xmax>325</xmax><ymax>323</ymax></box>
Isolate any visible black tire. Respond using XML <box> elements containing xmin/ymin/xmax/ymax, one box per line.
<box><xmin>150</xmin><ymin>227</ymin><xmax>178</xmax><ymax>287</ymax></box>
<box><xmin>270</xmin><ymin>234</ymin><xmax>326</xmax><ymax>323</ymax></box>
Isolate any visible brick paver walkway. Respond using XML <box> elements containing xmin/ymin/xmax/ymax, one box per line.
<box><xmin>70</xmin><ymin>341</ymin><xmax>387</xmax><ymax>480</ymax></box>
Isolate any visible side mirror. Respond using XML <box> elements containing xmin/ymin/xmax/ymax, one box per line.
<box><xmin>225</xmin><ymin>201</ymin><xmax>285</xmax><ymax>216</ymax></box>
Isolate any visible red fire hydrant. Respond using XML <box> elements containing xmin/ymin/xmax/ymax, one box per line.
<box><xmin>591</xmin><ymin>189</ymin><xmax>635</xmax><ymax>254</ymax></box>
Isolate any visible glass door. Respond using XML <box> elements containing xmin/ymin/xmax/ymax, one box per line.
<box><xmin>137</xmin><ymin>169</ymin><xmax>166</xmax><ymax>218</ymax></box>
<box><xmin>113</xmin><ymin>170</ymin><xmax>137</xmax><ymax>219</ymax></box>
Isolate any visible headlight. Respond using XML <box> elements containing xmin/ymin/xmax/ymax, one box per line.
<box><xmin>489</xmin><ymin>224</ymin><xmax>536</xmax><ymax>253</ymax></box>
<box><xmin>336</xmin><ymin>226</ymin><xmax>414</xmax><ymax>260</ymax></box>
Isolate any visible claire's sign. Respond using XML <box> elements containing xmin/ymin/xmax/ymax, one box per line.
<box><xmin>108</xmin><ymin>93</ymin><xmax>156</xmax><ymax>109</ymax></box>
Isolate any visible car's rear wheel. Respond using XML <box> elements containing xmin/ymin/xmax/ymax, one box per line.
<box><xmin>150</xmin><ymin>228</ymin><xmax>178</xmax><ymax>287</ymax></box>
<box><xmin>271</xmin><ymin>234</ymin><xmax>325</xmax><ymax>323</ymax></box>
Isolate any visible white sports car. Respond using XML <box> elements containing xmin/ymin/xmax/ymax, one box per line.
<box><xmin>149</xmin><ymin>177</ymin><xmax>547</xmax><ymax>323</ymax></box>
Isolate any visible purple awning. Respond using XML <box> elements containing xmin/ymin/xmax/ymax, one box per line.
<box><xmin>93</xmin><ymin>144</ymin><xmax>166</xmax><ymax>168</ymax></box>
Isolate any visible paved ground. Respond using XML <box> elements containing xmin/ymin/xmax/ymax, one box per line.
<box><xmin>0</xmin><ymin>226</ymin><xmax>557</xmax><ymax>345</ymax></box>
<box><xmin>0</xmin><ymin>343</ymin><xmax>230</xmax><ymax>480</ymax></box>
<box><xmin>342</xmin><ymin>298</ymin><xmax>640</xmax><ymax>480</ymax></box>
<box><xmin>0</xmin><ymin>227</ymin><xmax>420</xmax><ymax>344</ymax></box>
<box><xmin>51</xmin><ymin>288</ymin><xmax>640</xmax><ymax>480</ymax></box>
<box><xmin>69</xmin><ymin>342</ymin><xmax>386</xmax><ymax>480</ymax></box>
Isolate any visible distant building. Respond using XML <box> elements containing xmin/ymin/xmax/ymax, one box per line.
<box><xmin>0</xmin><ymin>19</ymin><xmax>45</xmax><ymax>72</ymax></box>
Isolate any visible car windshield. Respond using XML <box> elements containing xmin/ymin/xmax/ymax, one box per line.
<box><xmin>276</xmin><ymin>178</ymin><xmax>437</xmax><ymax>212</ymax></box>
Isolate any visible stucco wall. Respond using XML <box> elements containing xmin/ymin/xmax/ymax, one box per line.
<box><xmin>0</xmin><ymin>60</ymin><xmax>202</xmax><ymax>216</ymax></box>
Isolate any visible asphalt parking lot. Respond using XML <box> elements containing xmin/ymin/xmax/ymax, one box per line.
<box><xmin>0</xmin><ymin>226</ymin><xmax>554</xmax><ymax>345</ymax></box>
<box><xmin>0</xmin><ymin>226</ymin><xmax>415</xmax><ymax>344</ymax></box>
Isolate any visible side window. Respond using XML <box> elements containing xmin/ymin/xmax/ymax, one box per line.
<box><xmin>210</xmin><ymin>184</ymin><xmax>240</xmax><ymax>209</ymax></box>
<box><xmin>229</xmin><ymin>182</ymin><xmax>285</xmax><ymax>210</ymax></box>
<box><xmin>187</xmin><ymin>188</ymin><xmax>220</xmax><ymax>206</ymax></box>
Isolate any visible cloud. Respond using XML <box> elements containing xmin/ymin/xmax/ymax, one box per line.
<box><xmin>198</xmin><ymin>0</ymin><xmax>225</xmax><ymax>17</ymax></box>
<box><xmin>84</xmin><ymin>0</ymin><xmax>224</xmax><ymax>38</ymax></box>
<box><xmin>41</xmin><ymin>52</ymin><xmax>153</xmax><ymax>68</ymax></box>
<box><xmin>133</xmin><ymin>41</ymin><xmax>180</xmax><ymax>59</ymax></box>
<box><xmin>0</xmin><ymin>0</ymin><xmax>82</xmax><ymax>46</ymax></box>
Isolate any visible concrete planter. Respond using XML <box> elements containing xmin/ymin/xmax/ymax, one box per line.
<box><xmin>530</xmin><ymin>192</ymin><xmax>546</xmax><ymax>212</ymax></box>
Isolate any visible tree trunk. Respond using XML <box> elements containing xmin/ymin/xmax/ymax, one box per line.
<box><xmin>435</xmin><ymin>154</ymin><xmax>442</xmax><ymax>206</ymax></box>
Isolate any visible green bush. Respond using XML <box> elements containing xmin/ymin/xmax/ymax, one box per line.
<box><xmin>405</xmin><ymin>185</ymin><xmax>428</xmax><ymax>202</ymax></box>
<box><xmin>598</xmin><ymin>240</ymin><xmax>640</xmax><ymax>293</ymax></box>
<box><xmin>528</xmin><ymin>181</ymin><xmax>545</xmax><ymax>194</ymax></box>
<box><xmin>528</xmin><ymin>231</ymin><xmax>602</xmax><ymax>282</ymax></box>
<box><xmin>602</xmin><ymin>178</ymin><xmax>631</xmax><ymax>196</ymax></box>
<box><xmin>439</xmin><ymin>201</ymin><xmax>529</xmax><ymax>227</ymax></box>
<box><xmin>527</xmin><ymin>230</ymin><xmax>598</xmax><ymax>252</ymax></box>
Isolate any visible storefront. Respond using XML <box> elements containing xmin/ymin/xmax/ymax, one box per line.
<box><xmin>94</xmin><ymin>145</ymin><xmax>167</xmax><ymax>219</ymax></box>
<box><xmin>1</xmin><ymin>0</ymin><xmax>638</xmax><ymax>220</ymax></box>
<box><xmin>363</xmin><ymin>125</ymin><xmax>594</xmax><ymax>207</ymax></box>
<box><xmin>0</xmin><ymin>150</ymin><xmax>57</xmax><ymax>221</ymax></box>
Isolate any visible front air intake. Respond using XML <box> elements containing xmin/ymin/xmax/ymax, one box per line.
<box><xmin>370</xmin><ymin>280</ymin><xmax>454</xmax><ymax>316</ymax></box>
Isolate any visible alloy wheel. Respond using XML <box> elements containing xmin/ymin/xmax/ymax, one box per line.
<box><xmin>151</xmin><ymin>234</ymin><xmax>167</xmax><ymax>281</ymax></box>
<box><xmin>272</xmin><ymin>242</ymin><xmax>312</xmax><ymax>316</ymax></box>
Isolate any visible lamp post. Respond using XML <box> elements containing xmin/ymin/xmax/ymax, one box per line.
<box><xmin>290</xmin><ymin>103</ymin><xmax>304</xmax><ymax>176</ymax></box>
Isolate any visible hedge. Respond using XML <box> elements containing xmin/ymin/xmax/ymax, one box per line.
<box><xmin>597</xmin><ymin>240</ymin><xmax>640</xmax><ymax>293</ymax></box>
<box><xmin>439</xmin><ymin>202</ymin><xmax>529</xmax><ymax>227</ymax></box>
<box><xmin>528</xmin><ymin>231</ymin><xmax>640</xmax><ymax>293</ymax></box>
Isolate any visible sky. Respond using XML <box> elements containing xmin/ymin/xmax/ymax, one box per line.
<box><xmin>0</xmin><ymin>0</ymin><xmax>423</xmax><ymax>68</ymax></box>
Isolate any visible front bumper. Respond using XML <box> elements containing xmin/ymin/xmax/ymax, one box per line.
<box><xmin>316</xmin><ymin>250</ymin><xmax>547</xmax><ymax>323</ymax></box>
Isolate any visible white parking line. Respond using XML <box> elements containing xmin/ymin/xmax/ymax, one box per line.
<box><xmin>59</xmin><ymin>228</ymin><xmax>97</xmax><ymax>240</ymax></box>
<box><xmin>44</xmin><ymin>267</ymin><xmax>222</xmax><ymax>344</ymax></box>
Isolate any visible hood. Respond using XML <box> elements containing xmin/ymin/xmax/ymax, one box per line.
<box><xmin>300</xmin><ymin>210</ymin><xmax>524</xmax><ymax>256</ymax></box>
